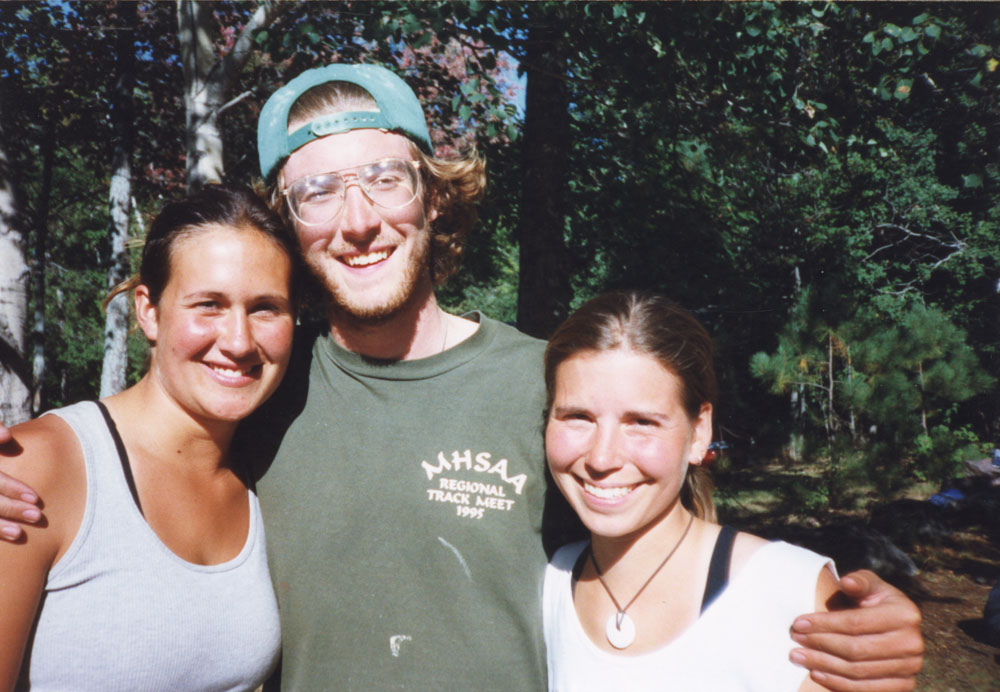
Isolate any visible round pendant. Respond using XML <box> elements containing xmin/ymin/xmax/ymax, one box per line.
<box><xmin>605</xmin><ymin>611</ymin><xmax>636</xmax><ymax>649</ymax></box>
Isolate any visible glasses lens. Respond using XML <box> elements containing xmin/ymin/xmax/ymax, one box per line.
<box><xmin>284</xmin><ymin>159</ymin><xmax>421</xmax><ymax>226</ymax></box>
<box><xmin>287</xmin><ymin>173</ymin><xmax>345</xmax><ymax>226</ymax></box>
<box><xmin>358</xmin><ymin>159</ymin><xmax>420</xmax><ymax>209</ymax></box>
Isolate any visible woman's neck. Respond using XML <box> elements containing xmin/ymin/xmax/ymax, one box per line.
<box><xmin>103</xmin><ymin>376</ymin><xmax>236</xmax><ymax>475</ymax></box>
<box><xmin>589</xmin><ymin>504</ymin><xmax>696</xmax><ymax>587</ymax></box>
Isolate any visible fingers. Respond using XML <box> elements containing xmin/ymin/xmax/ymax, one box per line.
<box><xmin>790</xmin><ymin>647</ymin><xmax>922</xmax><ymax>692</ymax></box>
<box><xmin>791</xmin><ymin>617</ymin><xmax>924</xmax><ymax>661</ymax></box>
<box><xmin>794</xmin><ymin>604</ymin><xmax>922</xmax><ymax>640</ymax></box>
<box><xmin>795</xmin><ymin>571</ymin><xmax>923</xmax><ymax>639</ymax></box>
<box><xmin>838</xmin><ymin>570</ymin><xmax>900</xmax><ymax>608</ymax></box>
<box><xmin>790</xmin><ymin>568</ymin><xmax>924</xmax><ymax>690</ymax></box>
<box><xmin>0</xmin><ymin>424</ymin><xmax>11</xmax><ymax>445</ymax></box>
<box><xmin>791</xmin><ymin>642</ymin><xmax>923</xmax><ymax>676</ymax></box>
<box><xmin>0</xmin><ymin>478</ymin><xmax>42</xmax><ymax>541</ymax></box>
<box><xmin>806</xmin><ymin>668</ymin><xmax>920</xmax><ymax>692</ymax></box>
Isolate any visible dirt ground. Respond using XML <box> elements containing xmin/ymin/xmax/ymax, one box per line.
<box><xmin>714</xmin><ymin>462</ymin><xmax>1000</xmax><ymax>691</ymax></box>
<box><xmin>911</xmin><ymin>529</ymin><xmax>999</xmax><ymax>691</ymax></box>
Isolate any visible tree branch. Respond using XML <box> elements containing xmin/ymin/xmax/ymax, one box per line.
<box><xmin>219</xmin><ymin>0</ymin><xmax>287</xmax><ymax>87</ymax></box>
<box><xmin>217</xmin><ymin>89</ymin><xmax>253</xmax><ymax>116</ymax></box>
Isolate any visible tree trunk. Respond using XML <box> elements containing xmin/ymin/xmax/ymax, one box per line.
<box><xmin>514</xmin><ymin>7</ymin><xmax>572</xmax><ymax>339</ymax></box>
<box><xmin>100</xmin><ymin>1</ymin><xmax>137</xmax><ymax>398</ymax></box>
<box><xmin>177</xmin><ymin>0</ymin><xmax>285</xmax><ymax>191</ymax></box>
<box><xmin>0</xmin><ymin>87</ymin><xmax>32</xmax><ymax>425</ymax></box>
<box><xmin>30</xmin><ymin>121</ymin><xmax>55</xmax><ymax>414</ymax></box>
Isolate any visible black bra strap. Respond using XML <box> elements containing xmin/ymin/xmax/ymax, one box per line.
<box><xmin>571</xmin><ymin>543</ymin><xmax>590</xmax><ymax>582</ymax></box>
<box><xmin>95</xmin><ymin>401</ymin><xmax>144</xmax><ymax>516</ymax></box>
<box><xmin>701</xmin><ymin>525</ymin><xmax>737</xmax><ymax>613</ymax></box>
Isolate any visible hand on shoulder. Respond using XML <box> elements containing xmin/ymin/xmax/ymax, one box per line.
<box><xmin>0</xmin><ymin>415</ymin><xmax>87</xmax><ymax>555</ymax></box>
<box><xmin>789</xmin><ymin>569</ymin><xmax>923</xmax><ymax>692</ymax></box>
<box><xmin>0</xmin><ymin>414</ymin><xmax>87</xmax><ymax>688</ymax></box>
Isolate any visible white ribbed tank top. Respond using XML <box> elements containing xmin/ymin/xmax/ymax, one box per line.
<box><xmin>17</xmin><ymin>401</ymin><xmax>280</xmax><ymax>691</ymax></box>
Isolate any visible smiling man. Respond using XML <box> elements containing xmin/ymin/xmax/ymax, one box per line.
<box><xmin>248</xmin><ymin>64</ymin><xmax>550</xmax><ymax>690</ymax></box>
<box><xmin>0</xmin><ymin>64</ymin><xmax>923</xmax><ymax>691</ymax></box>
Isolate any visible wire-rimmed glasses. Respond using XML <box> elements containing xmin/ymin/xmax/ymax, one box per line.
<box><xmin>282</xmin><ymin>158</ymin><xmax>422</xmax><ymax>227</ymax></box>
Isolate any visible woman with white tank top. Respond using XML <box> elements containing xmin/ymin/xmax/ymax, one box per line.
<box><xmin>0</xmin><ymin>186</ymin><xmax>297</xmax><ymax>691</ymax></box>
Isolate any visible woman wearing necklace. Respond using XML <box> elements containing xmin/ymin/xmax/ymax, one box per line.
<box><xmin>542</xmin><ymin>291</ymin><xmax>839</xmax><ymax>691</ymax></box>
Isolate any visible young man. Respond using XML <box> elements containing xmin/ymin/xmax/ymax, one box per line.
<box><xmin>0</xmin><ymin>64</ymin><xmax>922</xmax><ymax>691</ymax></box>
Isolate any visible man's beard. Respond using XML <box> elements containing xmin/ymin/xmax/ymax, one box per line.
<box><xmin>308</xmin><ymin>229</ymin><xmax>432</xmax><ymax>326</ymax></box>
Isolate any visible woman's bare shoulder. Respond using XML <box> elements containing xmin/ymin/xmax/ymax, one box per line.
<box><xmin>728</xmin><ymin>530</ymin><xmax>770</xmax><ymax>578</ymax></box>
<box><xmin>1</xmin><ymin>415</ymin><xmax>84</xmax><ymax>487</ymax></box>
<box><xmin>1</xmin><ymin>414</ymin><xmax>87</xmax><ymax>551</ymax></box>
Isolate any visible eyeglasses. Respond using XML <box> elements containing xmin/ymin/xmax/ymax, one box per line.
<box><xmin>282</xmin><ymin>158</ymin><xmax>422</xmax><ymax>227</ymax></box>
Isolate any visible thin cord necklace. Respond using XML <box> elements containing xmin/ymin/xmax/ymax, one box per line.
<box><xmin>590</xmin><ymin>513</ymin><xmax>694</xmax><ymax>649</ymax></box>
<box><xmin>439</xmin><ymin>312</ymin><xmax>450</xmax><ymax>353</ymax></box>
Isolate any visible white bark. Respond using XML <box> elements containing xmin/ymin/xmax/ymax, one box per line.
<box><xmin>100</xmin><ymin>7</ymin><xmax>136</xmax><ymax>397</ymax></box>
<box><xmin>30</xmin><ymin>127</ymin><xmax>53</xmax><ymax>415</ymax></box>
<box><xmin>100</xmin><ymin>158</ymin><xmax>132</xmax><ymax>397</ymax></box>
<box><xmin>0</xmin><ymin>111</ymin><xmax>32</xmax><ymax>425</ymax></box>
<box><xmin>177</xmin><ymin>0</ymin><xmax>285</xmax><ymax>189</ymax></box>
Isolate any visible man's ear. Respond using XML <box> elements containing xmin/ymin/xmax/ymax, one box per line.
<box><xmin>424</xmin><ymin>196</ymin><xmax>440</xmax><ymax>224</ymax></box>
<box><xmin>134</xmin><ymin>285</ymin><xmax>158</xmax><ymax>343</ymax></box>
<box><xmin>422</xmin><ymin>183</ymin><xmax>440</xmax><ymax>224</ymax></box>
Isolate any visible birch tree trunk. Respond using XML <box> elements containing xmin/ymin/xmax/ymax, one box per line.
<box><xmin>100</xmin><ymin>2</ymin><xmax>137</xmax><ymax>397</ymax></box>
<box><xmin>177</xmin><ymin>0</ymin><xmax>285</xmax><ymax>190</ymax></box>
<box><xmin>0</xmin><ymin>90</ymin><xmax>32</xmax><ymax>425</ymax></box>
<box><xmin>30</xmin><ymin>123</ymin><xmax>54</xmax><ymax>414</ymax></box>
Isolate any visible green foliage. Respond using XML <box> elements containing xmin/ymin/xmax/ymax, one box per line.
<box><xmin>913</xmin><ymin>425</ymin><xmax>984</xmax><ymax>483</ymax></box>
<box><xmin>3</xmin><ymin>0</ymin><xmax>997</xmax><ymax>472</ymax></box>
<box><xmin>752</xmin><ymin>289</ymin><xmax>995</xmax><ymax>494</ymax></box>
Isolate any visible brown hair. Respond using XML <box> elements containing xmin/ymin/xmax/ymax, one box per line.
<box><xmin>265</xmin><ymin>81</ymin><xmax>486</xmax><ymax>286</ymax></box>
<box><xmin>544</xmin><ymin>291</ymin><xmax>718</xmax><ymax>522</ymax></box>
<box><xmin>105</xmin><ymin>185</ymin><xmax>301</xmax><ymax>310</ymax></box>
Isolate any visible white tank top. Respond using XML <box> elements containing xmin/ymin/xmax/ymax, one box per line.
<box><xmin>17</xmin><ymin>401</ymin><xmax>281</xmax><ymax>691</ymax></box>
<box><xmin>543</xmin><ymin>539</ymin><xmax>835</xmax><ymax>692</ymax></box>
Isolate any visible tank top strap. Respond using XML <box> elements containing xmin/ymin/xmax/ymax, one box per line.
<box><xmin>701</xmin><ymin>524</ymin><xmax>737</xmax><ymax>613</ymax></box>
<box><xmin>94</xmin><ymin>400</ymin><xmax>144</xmax><ymax>515</ymax></box>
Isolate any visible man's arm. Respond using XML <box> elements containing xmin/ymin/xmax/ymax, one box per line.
<box><xmin>790</xmin><ymin>570</ymin><xmax>923</xmax><ymax>692</ymax></box>
<box><xmin>0</xmin><ymin>423</ymin><xmax>43</xmax><ymax>541</ymax></box>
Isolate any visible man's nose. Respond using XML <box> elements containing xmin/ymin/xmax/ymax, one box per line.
<box><xmin>338</xmin><ymin>180</ymin><xmax>381</xmax><ymax>241</ymax></box>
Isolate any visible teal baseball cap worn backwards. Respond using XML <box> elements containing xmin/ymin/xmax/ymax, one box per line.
<box><xmin>257</xmin><ymin>63</ymin><xmax>433</xmax><ymax>181</ymax></box>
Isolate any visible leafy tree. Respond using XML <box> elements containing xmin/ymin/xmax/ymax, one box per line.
<box><xmin>2</xmin><ymin>0</ymin><xmax>996</xmax><ymax>478</ymax></box>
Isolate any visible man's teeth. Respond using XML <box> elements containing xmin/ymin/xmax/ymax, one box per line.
<box><xmin>584</xmin><ymin>483</ymin><xmax>633</xmax><ymax>499</ymax></box>
<box><xmin>345</xmin><ymin>250</ymin><xmax>390</xmax><ymax>267</ymax></box>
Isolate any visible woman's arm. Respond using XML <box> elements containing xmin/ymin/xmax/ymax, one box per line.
<box><xmin>0</xmin><ymin>416</ymin><xmax>85</xmax><ymax>690</ymax></box>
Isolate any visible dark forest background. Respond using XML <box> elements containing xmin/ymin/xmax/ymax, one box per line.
<box><xmin>1</xmin><ymin>1</ymin><xmax>997</xmax><ymax>505</ymax></box>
